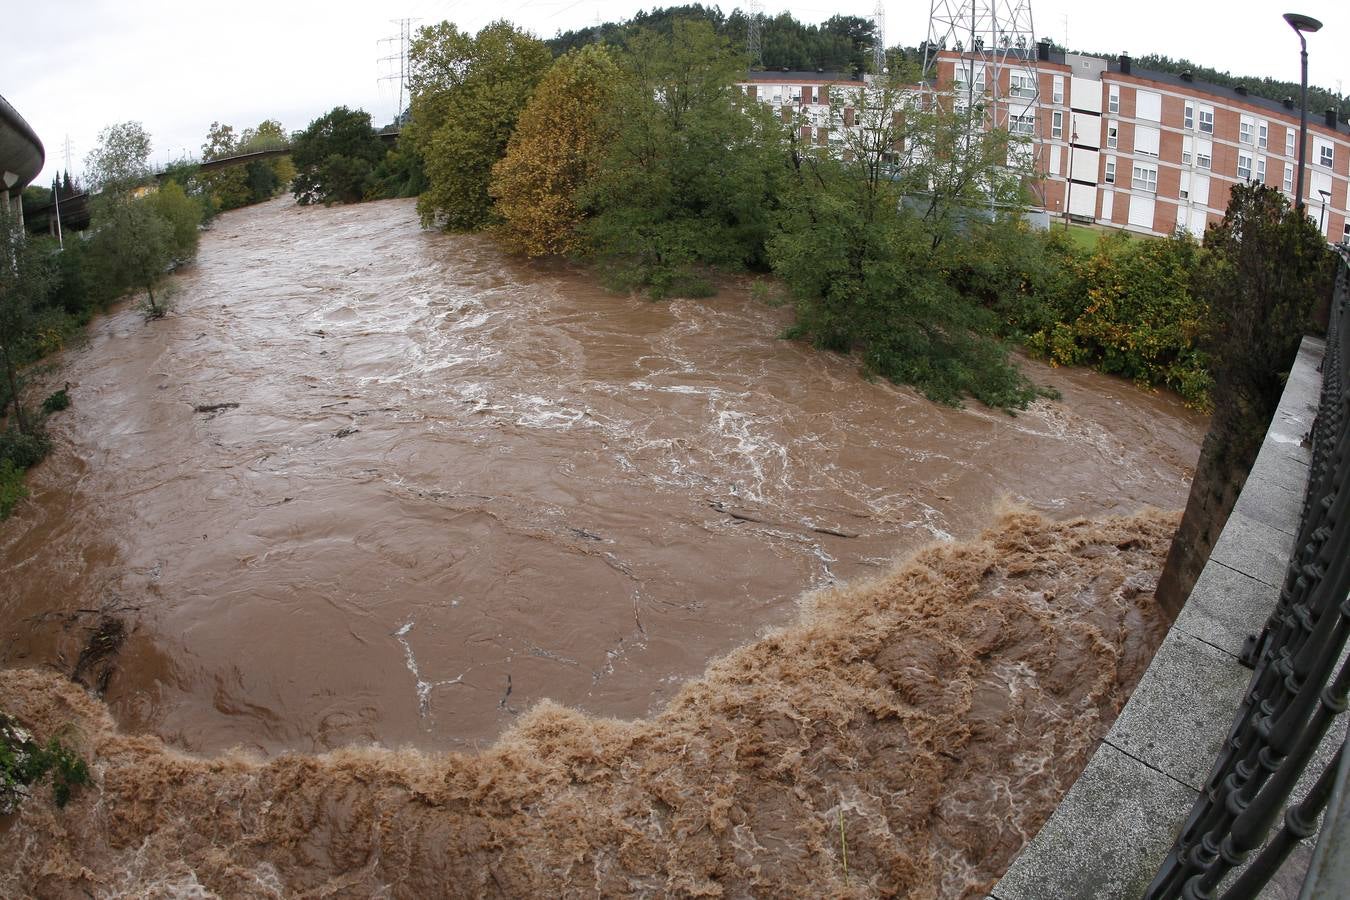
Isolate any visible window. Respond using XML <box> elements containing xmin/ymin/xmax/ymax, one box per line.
<box><xmin>1320</xmin><ymin>144</ymin><xmax>1334</xmax><ymax>168</ymax></box>
<box><xmin>1256</xmin><ymin>156</ymin><xmax>1266</xmax><ymax>184</ymax></box>
<box><xmin>1258</xmin><ymin>122</ymin><xmax>1268</xmax><ymax>150</ymax></box>
<box><xmin>1286</xmin><ymin>129</ymin><xmax>1296</xmax><ymax>157</ymax></box>
<box><xmin>1107</xmin><ymin>122</ymin><xmax>1118</xmax><ymax>149</ymax></box>
<box><xmin>1052</xmin><ymin>110</ymin><xmax>1063</xmax><ymax>139</ymax></box>
<box><xmin>1132</xmin><ymin>161</ymin><xmax>1158</xmax><ymax>192</ymax></box>
<box><xmin>1184</xmin><ymin>103</ymin><xmax>1194</xmax><ymax>129</ymax></box>
<box><xmin>1010</xmin><ymin>114</ymin><xmax>1035</xmax><ymax>135</ymax></box>
<box><xmin>1199</xmin><ymin>106</ymin><xmax>1214</xmax><ymax>134</ymax></box>
<box><xmin>1197</xmin><ymin>138</ymin><xmax>1212</xmax><ymax>170</ymax></box>
<box><xmin>1284</xmin><ymin>163</ymin><xmax>1294</xmax><ymax>193</ymax></box>
<box><xmin>1183</xmin><ymin>135</ymin><xmax>1193</xmax><ymax>165</ymax></box>
<box><xmin>1135</xmin><ymin>125</ymin><xmax>1160</xmax><ymax>157</ymax></box>
<box><xmin>1136</xmin><ymin>90</ymin><xmax>1161</xmax><ymax>122</ymax></box>
<box><xmin>1108</xmin><ymin>85</ymin><xmax>1119</xmax><ymax>114</ymax></box>
<box><xmin>1053</xmin><ymin>75</ymin><xmax>1064</xmax><ymax>104</ymax></box>
<box><xmin>1009</xmin><ymin>71</ymin><xmax>1036</xmax><ymax>99</ymax></box>
<box><xmin>1237</xmin><ymin>152</ymin><xmax>1252</xmax><ymax>181</ymax></box>
<box><xmin>790</xmin><ymin>86</ymin><xmax>801</xmax><ymax>103</ymax></box>
<box><xmin>1105</xmin><ymin>157</ymin><xmax>1116</xmax><ymax>184</ymax></box>
<box><xmin>1240</xmin><ymin>116</ymin><xmax>1254</xmax><ymax>145</ymax></box>
<box><xmin>1180</xmin><ymin>171</ymin><xmax>1191</xmax><ymax>200</ymax></box>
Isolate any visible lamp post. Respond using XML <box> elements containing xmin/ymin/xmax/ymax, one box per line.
<box><xmin>1318</xmin><ymin>188</ymin><xmax>1331</xmax><ymax>235</ymax></box>
<box><xmin>1283</xmin><ymin>12</ymin><xmax>1322</xmax><ymax>212</ymax></box>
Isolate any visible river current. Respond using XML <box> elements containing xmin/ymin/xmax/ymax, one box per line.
<box><xmin>2</xmin><ymin>196</ymin><xmax>1203</xmax><ymax>758</ymax></box>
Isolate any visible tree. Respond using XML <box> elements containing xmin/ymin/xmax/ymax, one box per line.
<box><xmin>1155</xmin><ymin>183</ymin><xmax>1335</xmax><ymax>618</ymax></box>
<box><xmin>489</xmin><ymin>44</ymin><xmax>622</xmax><ymax>256</ymax></box>
<box><xmin>407</xmin><ymin>20</ymin><xmax>553</xmax><ymax>230</ymax></box>
<box><xmin>767</xmin><ymin>70</ymin><xmax>1041</xmax><ymax>408</ymax></box>
<box><xmin>290</xmin><ymin>107</ymin><xmax>386</xmax><ymax>205</ymax></box>
<box><xmin>145</xmin><ymin>180</ymin><xmax>203</xmax><ymax>265</ymax></box>
<box><xmin>87</xmin><ymin>197</ymin><xmax>174</xmax><ymax>318</ymax></box>
<box><xmin>580</xmin><ymin>19</ymin><xmax>786</xmax><ymax>295</ymax></box>
<box><xmin>0</xmin><ymin>204</ymin><xmax>52</xmax><ymax>434</ymax></box>
<box><xmin>85</xmin><ymin>122</ymin><xmax>153</xmax><ymax>195</ymax></box>
<box><xmin>239</xmin><ymin>119</ymin><xmax>294</xmax><ymax>199</ymax></box>
<box><xmin>201</xmin><ymin>121</ymin><xmax>251</xmax><ymax>210</ymax></box>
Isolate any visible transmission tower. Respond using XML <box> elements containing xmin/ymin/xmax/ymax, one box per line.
<box><xmin>747</xmin><ymin>0</ymin><xmax>762</xmax><ymax>68</ymax></box>
<box><xmin>922</xmin><ymin>0</ymin><xmax>1040</xmax><ymax>160</ymax></box>
<box><xmin>872</xmin><ymin>1</ymin><xmax>886</xmax><ymax>76</ymax></box>
<box><xmin>379</xmin><ymin>17</ymin><xmax>417</xmax><ymax>124</ymax></box>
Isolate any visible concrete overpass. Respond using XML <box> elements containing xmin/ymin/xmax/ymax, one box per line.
<box><xmin>23</xmin><ymin>128</ymin><xmax>401</xmax><ymax>232</ymax></box>
<box><xmin>0</xmin><ymin>92</ymin><xmax>44</xmax><ymax>223</ymax></box>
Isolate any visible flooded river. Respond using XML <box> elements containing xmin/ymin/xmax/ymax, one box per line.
<box><xmin>2</xmin><ymin>196</ymin><xmax>1204</xmax><ymax>758</ymax></box>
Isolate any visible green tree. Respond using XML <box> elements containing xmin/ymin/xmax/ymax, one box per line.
<box><xmin>290</xmin><ymin>107</ymin><xmax>386</xmax><ymax>205</ymax></box>
<box><xmin>201</xmin><ymin>121</ymin><xmax>251</xmax><ymax>210</ymax></box>
<box><xmin>85</xmin><ymin>122</ymin><xmax>153</xmax><ymax>195</ymax></box>
<box><xmin>0</xmin><ymin>204</ymin><xmax>52</xmax><ymax>434</ymax></box>
<box><xmin>1155</xmin><ymin>184</ymin><xmax>1335</xmax><ymax>618</ymax></box>
<box><xmin>145</xmin><ymin>180</ymin><xmax>203</xmax><ymax>265</ymax></box>
<box><xmin>88</xmin><ymin>197</ymin><xmax>174</xmax><ymax>318</ymax></box>
<box><xmin>768</xmin><ymin>71</ymin><xmax>1040</xmax><ymax>408</ymax></box>
<box><xmin>239</xmin><ymin>119</ymin><xmax>294</xmax><ymax>201</ymax></box>
<box><xmin>489</xmin><ymin>44</ymin><xmax>622</xmax><ymax>256</ymax></box>
<box><xmin>407</xmin><ymin>20</ymin><xmax>553</xmax><ymax>230</ymax></box>
<box><xmin>581</xmin><ymin>19</ymin><xmax>785</xmax><ymax>296</ymax></box>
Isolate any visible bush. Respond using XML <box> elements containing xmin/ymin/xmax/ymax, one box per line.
<box><xmin>1024</xmin><ymin>231</ymin><xmax>1213</xmax><ymax>408</ymax></box>
<box><xmin>42</xmin><ymin>388</ymin><xmax>70</xmax><ymax>413</ymax></box>
<box><xmin>0</xmin><ymin>426</ymin><xmax>51</xmax><ymax>470</ymax></box>
<box><xmin>0</xmin><ymin>460</ymin><xmax>25</xmax><ymax>519</ymax></box>
<box><xmin>0</xmin><ymin>713</ymin><xmax>91</xmax><ymax>811</ymax></box>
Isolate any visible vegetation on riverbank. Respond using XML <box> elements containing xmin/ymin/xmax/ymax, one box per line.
<box><xmin>0</xmin><ymin>123</ymin><xmax>206</xmax><ymax>518</ymax></box>
<box><xmin>373</xmin><ymin>13</ymin><xmax>1280</xmax><ymax>412</ymax></box>
<box><xmin>0</xmin><ymin>712</ymin><xmax>89</xmax><ymax>812</ymax></box>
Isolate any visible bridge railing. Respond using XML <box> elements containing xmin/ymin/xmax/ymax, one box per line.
<box><xmin>1145</xmin><ymin>246</ymin><xmax>1350</xmax><ymax>899</ymax></box>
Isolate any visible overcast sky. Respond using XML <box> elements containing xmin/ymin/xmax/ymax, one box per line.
<box><xmin>4</xmin><ymin>0</ymin><xmax>1346</xmax><ymax>188</ymax></box>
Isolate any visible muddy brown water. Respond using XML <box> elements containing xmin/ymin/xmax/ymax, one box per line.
<box><xmin>1</xmin><ymin>196</ymin><xmax>1206</xmax><ymax>757</ymax></box>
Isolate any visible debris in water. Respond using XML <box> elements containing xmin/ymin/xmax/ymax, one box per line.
<box><xmin>192</xmin><ymin>402</ymin><xmax>239</xmax><ymax>416</ymax></box>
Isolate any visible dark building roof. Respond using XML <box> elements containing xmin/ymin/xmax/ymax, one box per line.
<box><xmin>0</xmin><ymin>93</ymin><xmax>44</xmax><ymax>194</ymax></box>
<box><xmin>743</xmin><ymin>70</ymin><xmax>862</xmax><ymax>83</ymax></box>
<box><xmin>1105</xmin><ymin>58</ymin><xmax>1349</xmax><ymax>138</ymax></box>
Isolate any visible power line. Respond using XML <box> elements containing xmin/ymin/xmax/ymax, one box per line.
<box><xmin>747</xmin><ymin>0</ymin><xmax>762</xmax><ymax>68</ymax></box>
<box><xmin>872</xmin><ymin>1</ymin><xmax>886</xmax><ymax>75</ymax></box>
<box><xmin>379</xmin><ymin>17</ymin><xmax>418</xmax><ymax>123</ymax></box>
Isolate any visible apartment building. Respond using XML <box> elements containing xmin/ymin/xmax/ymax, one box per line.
<box><xmin>932</xmin><ymin>47</ymin><xmax>1350</xmax><ymax>242</ymax></box>
<box><xmin>738</xmin><ymin>70</ymin><xmax>868</xmax><ymax>152</ymax></box>
<box><xmin>738</xmin><ymin>52</ymin><xmax>1350</xmax><ymax>243</ymax></box>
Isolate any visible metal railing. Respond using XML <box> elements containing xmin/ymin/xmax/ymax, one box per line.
<box><xmin>1145</xmin><ymin>248</ymin><xmax>1350</xmax><ymax>898</ymax></box>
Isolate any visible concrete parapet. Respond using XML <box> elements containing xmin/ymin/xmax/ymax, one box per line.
<box><xmin>992</xmin><ymin>335</ymin><xmax>1327</xmax><ymax>899</ymax></box>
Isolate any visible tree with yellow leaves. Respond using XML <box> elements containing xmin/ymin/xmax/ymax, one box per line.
<box><xmin>489</xmin><ymin>45</ymin><xmax>622</xmax><ymax>257</ymax></box>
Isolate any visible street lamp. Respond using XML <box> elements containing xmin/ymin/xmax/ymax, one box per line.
<box><xmin>1318</xmin><ymin>188</ymin><xmax>1331</xmax><ymax>234</ymax></box>
<box><xmin>1283</xmin><ymin>12</ymin><xmax>1322</xmax><ymax>212</ymax></box>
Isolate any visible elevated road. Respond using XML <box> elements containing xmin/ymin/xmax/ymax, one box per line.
<box><xmin>0</xmin><ymin>92</ymin><xmax>44</xmax><ymax>217</ymax></box>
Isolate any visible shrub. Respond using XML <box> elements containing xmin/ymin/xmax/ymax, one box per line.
<box><xmin>0</xmin><ymin>460</ymin><xmax>25</xmax><ymax>519</ymax></box>
<box><xmin>0</xmin><ymin>713</ymin><xmax>91</xmax><ymax>811</ymax></box>
<box><xmin>42</xmin><ymin>388</ymin><xmax>70</xmax><ymax>413</ymax></box>
<box><xmin>0</xmin><ymin>426</ymin><xmax>51</xmax><ymax>470</ymax></box>
<box><xmin>1027</xmin><ymin>232</ymin><xmax>1213</xmax><ymax>407</ymax></box>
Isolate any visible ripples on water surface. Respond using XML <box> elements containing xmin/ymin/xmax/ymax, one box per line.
<box><xmin>1</xmin><ymin>197</ymin><xmax>1206</xmax><ymax>755</ymax></box>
